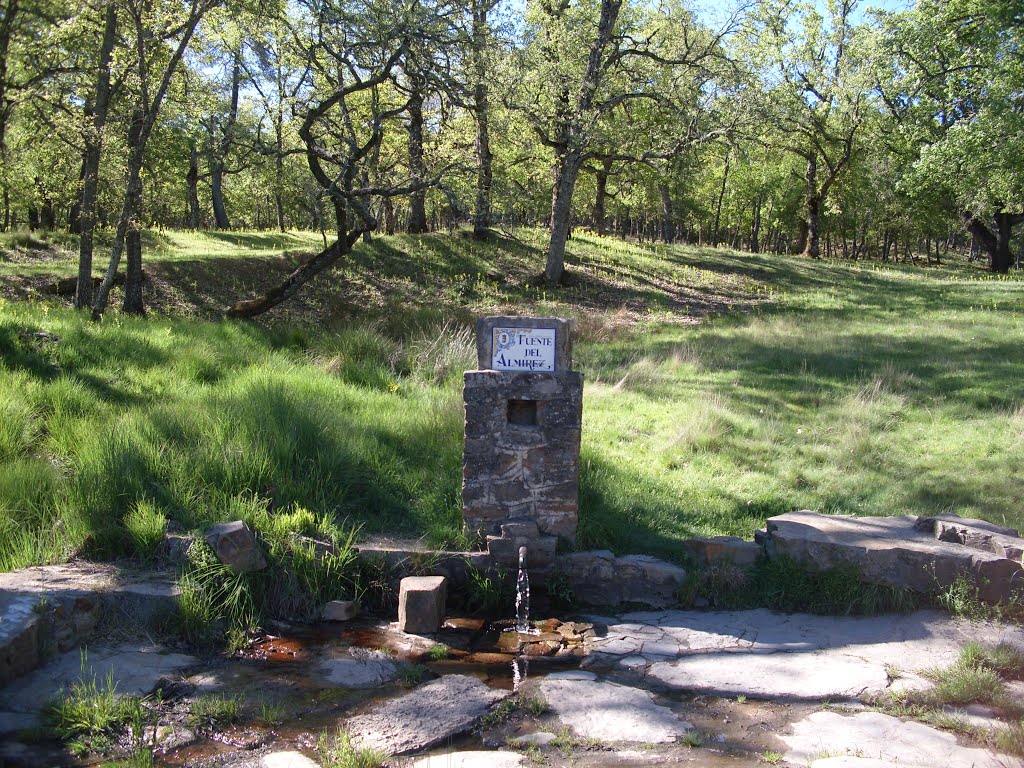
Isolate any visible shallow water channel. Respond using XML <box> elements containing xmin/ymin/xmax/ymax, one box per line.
<box><xmin>130</xmin><ymin>615</ymin><xmax>798</xmax><ymax>768</ymax></box>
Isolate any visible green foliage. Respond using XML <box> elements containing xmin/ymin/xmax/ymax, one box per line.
<box><xmin>452</xmin><ymin>565</ymin><xmax>514</xmax><ymax>616</ymax></box>
<box><xmin>680</xmin><ymin>731</ymin><xmax>701</xmax><ymax>748</ymax></box>
<box><xmin>959</xmin><ymin>642</ymin><xmax>1024</xmax><ymax>681</ymax></box>
<box><xmin>317</xmin><ymin>729</ymin><xmax>389</xmax><ymax>768</ymax></box>
<box><xmin>427</xmin><ymin>643</ymin><xmax>449</xmax><ymax>660</ymax></box>
<box><xmin>925</xmin><ymin>663</ymin><xmax>1004</xmax><ymax>707</ymax></box>
<box><xmin>398</xmin><ymin>663</ymin><xmax>428</xmax><ymax>685</ymax></box>
<box><xmin>176</xmin><ymin>500</ymin><xmax>363</xmax><ymax>647</ymax></box>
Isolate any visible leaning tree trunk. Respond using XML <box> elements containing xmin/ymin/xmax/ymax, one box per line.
<box><xmin>226</xmin><ymin>229</ymin><xmax>365</xmax><ymax>318</ymax></box>
<box><xmin>546</xmin><ymin>150</ymin><xmax>582</xmax><ymax>286</ymax></box>
<box><xmin>801</xmin><ymin>156</ymin><xmax>821</xmax><ymax>259</ymax></box>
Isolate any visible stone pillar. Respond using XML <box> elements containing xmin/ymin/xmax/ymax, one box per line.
<box><xmin>462</xmin><ymin>317</ymin><xmax>583</xmax><ymax>558</ymax></box>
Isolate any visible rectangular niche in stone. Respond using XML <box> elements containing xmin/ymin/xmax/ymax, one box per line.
<box><xmin>463</xmin><ymin>316</ymin><xmax>582</xmax><ymax>546</ymax></box>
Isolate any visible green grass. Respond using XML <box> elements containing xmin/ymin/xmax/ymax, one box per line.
<box><xmin>317</xmin><ymin>729</ymin><xmax>389</xmax><ymax>768</ymax></box>
<box><xmin>1</xmin><ymin>229</ymin><xmax>1023</xmax><ymax>571</ymax></box>
<box><xmin>43</xmin><ymin>651</ymin><xmax>150</xmax><ymax>758</ymax></box>
<box><xmin>186</xmin><ymin>693</ymin><xmax>243</xmax><ymax>731</ymax></box>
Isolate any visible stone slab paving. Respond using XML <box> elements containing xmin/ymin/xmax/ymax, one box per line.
<box><xmin>538</xmin><ymin>670</ymin><xmax>692</xmax><ymax>743</ymax></box>
<box><xmin>404</xmin><ymin>751</ymin><xmax>526</xmax><ymax>767</ymax></box>
<box><xmin>0</xmin><ymin>642</ymin><xmax>196</xmax><ymax>713</ymax></box>
<box><xmin>262</xmin><ymin>752</ymin><xmax>322</xmax><ymax>768</ymax></box>
<box><xmin>648</xmin><ymin>651</ymin><xmax>891</xmax><ymax>699</ymax></box>
<box><xmin>345</xmin><ymin>674</ymin><xmax>508</xmax><ymax>755</ymax></box>
<box><xmin>583</xmin><ymin>609</ymin><xmax>1024</xmax><ymax>700</ymax></box>
<box><xmin>782</xmin><ymin>711</ymin><xmax>1006</xmax><ymax>768</ymax></box>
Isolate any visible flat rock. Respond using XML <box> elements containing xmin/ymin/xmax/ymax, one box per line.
<box><xmin>764</xmin><ymin>511</ymin><xmax>1024</xmax><ymax>602</ymax></box>
<box><xmin>0</xmin><ymin>711</ymin><xmax>40</xmax><ymax>734</ymax></box>
<box><xmin>648</xmin><ymin>651</ymin><xmax>889</xmax><ymax>699</ymax></box>
<box><xmin>318</xmin><ymin>654</ymin><xmax>397</xmax><ymax>688</ymax></box>
<box><xmin>0</xmin><ymin>643</ymin><xmax>196</xmax><ymax>713</ymax></box>
<box><xmin>263</xmin><ymin>752</ymin><xmax>321</xmax><ymax>768</ymax></box>
<box><xmin>812</xmin><ymin>759</ymin><xmax>898</xmax><ymax>768</ymax></box>
<box><xmin>345</xmin><ymin>674</ymin><xmax>507</xmax><ymax>755</ymax></box>
<box><xmin>782</xmin><ymin>711</ymin><xmax>1005</xmax><ymax>768</ymax></box>
<box><xmin>404</xmin><ymin>751</ymin><xmax>525</xmax><ymax>767</ymax></box>
<box><xmin>539</xmin><ymin>671</ymin><xmax>690</xmax><ymax>743</ymax></box>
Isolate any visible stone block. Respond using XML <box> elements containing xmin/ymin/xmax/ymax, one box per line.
<box><xmin>557</xmin><ymin>551</ymin><xmax>685</xmax><ymax>608</ymax></box>
<box><xmin>204</xmin><ymin>521</ymin><xmax>267</xmax><ymax>573</ymax></box>
<box><xmin>322</xmin><ymin>600</ymin><xmax>359</xmax><ymax>621</ymax></box>
<box><xmin>398</xmin><ymin>576</ymin><xmax>447</xmax><ymax>634</ymax></box>
<box><xmin>682</xmin><ymin>536</ymin><xmax>762</xmax><ymax>568</ymax></box>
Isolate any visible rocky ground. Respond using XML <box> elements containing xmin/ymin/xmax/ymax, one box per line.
<box><xmin>1</xmin><ymin>606</ymin><xmax>1022</xmax><ymax>768</ymax></box>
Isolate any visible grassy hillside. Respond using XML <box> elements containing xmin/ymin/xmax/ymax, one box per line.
<box><xmin>1</xmin><ymin>228</ymin><xmax>1022</xmax><ymax>570</ymax></box>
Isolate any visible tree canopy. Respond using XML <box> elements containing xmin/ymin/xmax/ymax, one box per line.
<box><xmin>0</xmin><ymin>0</ymin><xmax>1020</xmax><ymax>315</ymax></box>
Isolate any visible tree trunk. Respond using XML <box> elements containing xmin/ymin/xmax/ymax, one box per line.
<box><xmin>593</xmin><ymin>158</ymin><xmax>611</xmax><ymax>235</ymax></box>
<box><xmin>211</xmin><ymin>162</ymin><xmax>229</xmax><ymax>228</ymax></box>
<box><xmin>993</xmin><ymin>213</ymin><xmax>1015</xmax><ymax>273</ymax></box>
<box><xmin>545</xmin><ymin>150</ymin><xmax>582</xmax><ymax>286</ymax></box>
<box><xmin>712</xmin><ymin>148</ymin><xmax>730</xmax><ymax>247</ymax></box>
<box><xmin>660</xmin><ymin>183</ymin><xmax>673</xmax><ymax>243</ymax></box>
<box><xmin>963</xmin><ymin>212</ymin><xmax>1021</xmax><ymax>274</ymax></box>
<box><xmin>121</xmin><ymin>109</ymin><xmax>146</xmax><ymax>316</ymax></box>
<box><xmin>210</xmin><ymin>51</ymin><xmax>240</xmax><ymax>230</ymax></box>
<box><xmin>750</xmin><ymin>195</ymin><xmax>762</xmax><ymax>254</ymax></box>
<box><xmin>802</xmin><ymin>156</ymin><xmax>820</xmax><ymax>258</ymax></box>
<box><xmin>471</xmin><ymin>0</ymin><xmax>493</xmax><ymax>239</ymax></box>
<box><xmin>187</xmin><ymin>142</ymin><xmax>201</xmax><ymax>227</ymax></box>
<box><xmin>274</xmin><ymin>125</ymin><xmax>285</xmax><ymax>231</ymax></box>
<box><xmin>405</xmin><ymin>68</ymin><xmax>427</xmax><ymax>234</ymax></box>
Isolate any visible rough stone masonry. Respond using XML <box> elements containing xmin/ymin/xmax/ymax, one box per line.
<box><xmin>462</xmin><ymin>317</ymin><xmax>583</xmax><ymax>547</ymax></box>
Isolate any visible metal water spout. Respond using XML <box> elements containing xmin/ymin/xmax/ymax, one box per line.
<box><xmin>515</xmin><ymin>546</ymin><xmax>531</xmax><ymax>633</ymax></box>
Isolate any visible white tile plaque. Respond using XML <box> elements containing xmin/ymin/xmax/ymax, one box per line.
<box><xmin>491</xmin><ymin>327</ymin><xmax>556</xmax><ymax>372</ymax></box>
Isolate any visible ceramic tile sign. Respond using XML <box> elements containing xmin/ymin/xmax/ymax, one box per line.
<box><xmin>491</xmin><ymin>326</ymin><xmax>556</xmax><ymax>372</ymax></box>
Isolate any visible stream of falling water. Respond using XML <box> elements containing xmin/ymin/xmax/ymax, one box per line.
<box><xmin>514</xmin><ymin>546</ymin><xmax>531</xmax><ymax>633</ymax></box>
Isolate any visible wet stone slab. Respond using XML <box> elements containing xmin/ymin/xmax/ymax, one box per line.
<box><xmin>345</xmin><ymin>674</ymin><xmax>509</xmax><ymax>755</ymax></box>
<box><xmin>646</xmin><ymin>651</ymin><xmax>890</xmax><ymax>699</ymax></box>
<box><xmin>402</xmin><ymin>751</ymin><xmax>526</xmax><ymax>767</ymax></box>
<box><xmin>538</xmin><ymin>670</ymin><xmax>692</xmax><ymax>743</ymax></box>
<box><xmin>0</xmin><ymin>643</ymin><xmax>197</xmax><ymax>713</ymax></box>
<box><xmin>317</xmin><ymin>649</ymin><xmax>397</xmax><ymax>688</ymax></box>
<box><xmin>783</xmin><ymin>710</ymin><xmax>1007</xmax><ymax>768</ymax></box>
